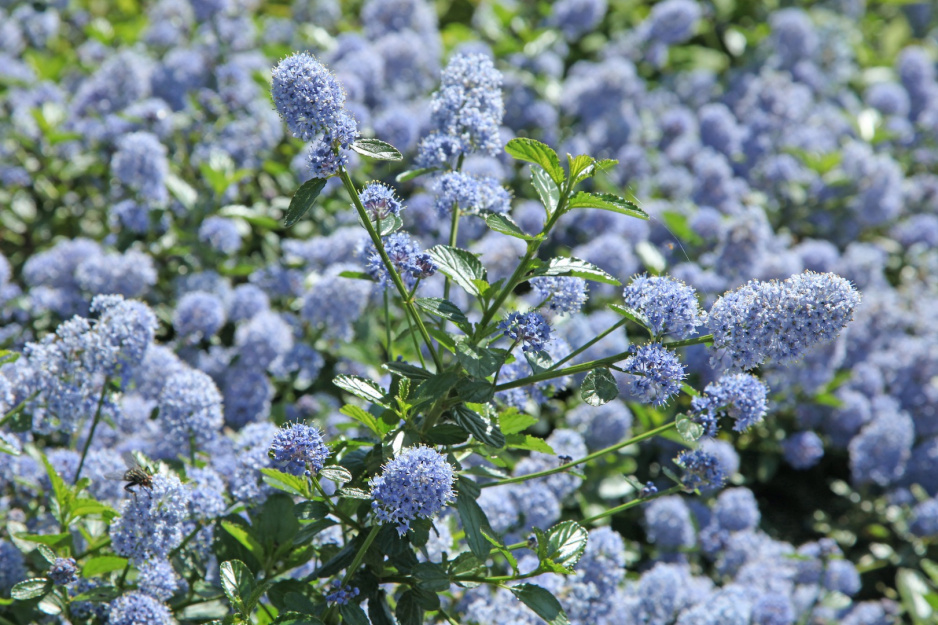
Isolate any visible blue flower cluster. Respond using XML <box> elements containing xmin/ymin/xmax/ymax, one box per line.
<box><xmin>364</xmin><ymin>232</ymin><xmax>437</xmax><ymax>289</ymax></box>
<box><xmin>268</xmin><ymin>423</ymin><xmax>329</xmax><ymax>477</ymax></box>
<box><xmin>48</xmin><ymin>557</ymin><xmax>78</xmax><ymax>585</ymax></box>
<box><xmin>708</xmin><ymin>272</ymin><xmax>861</xmax><ymax>372</ymax></box>
<box><xmin>416</xmin><ymin>53</ymin><xmax>504</xmax><ymax>168</ymax></box>
<box><xmin>621</xmin><ymin>274</ymin><xmax>705</xmax><ymax>339</ymax></box>
<box><xmin>359</xmin><ymin>182</ymin><xmax>403</xmax><ymax>222</ymax></box>
<box><xmin>430</xmin><ymin>171</ymin><xmax>512</xmax><ymax>216</ymax></box>
<box><xmin>499</xmin><ymin>311</ymin><xmax>552</xmax><ymax>353</ymax></box>
<box><xmin>530</xmin><ymin>276</ymin><xmax>589</xmax><ymax>316</ymax></box>
<box><xmin>621</xmin><ymin>343</ymin><xmax>685</xmax><ymax>405</ymax></box>
<box><xmin>110</xmin><ymin>473</ymin><xmax>192</xmax><ymax>563</ymax></box>
<box><xmin>691</xmin><ymin>373</ymin><xmax>769</xmax><ymax>435</ymax></box>
<box><xmin>370</xmin><ymin>445</ymin><xmax>455</xmax><ymax>535</ymax></box>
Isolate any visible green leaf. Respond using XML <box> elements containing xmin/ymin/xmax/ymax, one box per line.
<box><xmin>69</xmin><ymin>584</ymin><xmax>120</xmax><ymax>603</ymax></box>
<box><xmin>581</xmin><ymin>368</ymin><xmax>618</xmax><ymax>406</ymax></box>
<box><xmin>16</xmin><ymin>532</ymin><xmax>71</xmax><ymax>548</ymax></box>
<box><xmin>395</xmin><ymin>590</ymin><xmax>424</xmax><ymax>625</ymax></box>
<box><xmin>661</xmin><ymin>210</ymin><xmax>703</xmax><ymax>245</ymax></box>
<box><xmin>255</xmin><ymin>494</ymin><xmax>300</xmax><ymax>557</ymax></box>
<box><xmin>413</xmin><ymin>562</ymin><xmax>450</xmax><ymax>592</ymax></box>
<box><xmin>11</xmin><ymin>578</ymin><xmax>52</xmax><ymax>600</ymax></box>
<box><xmin>427</xmin><ymin>245</ymin><xmax>487</xmax><ymax>297</ymax></box>
<box><xmin>396</xmin><ymin>167</ymin><xmax>437</xmax><ymax>182</ymax></box>
<box><xmin>566</xmin><ymin>154</ymin><xmax>594</xmax><ymax>183</ymax></box>
<box><xmin>351</xmin><ymin>138</ymin><xmax>402</xmax><ymax>161</ymax></box>
<box><xmin>505</xmin><ymin>138</ymin><xmax>564</xmax><ymax>185</ymax></box>
<box><xmin>70</xmin><ymin>498</ymin><xmax>117</xmax><ymax>518</ymax></box>
<box><xmin>531</xmin><ymin>167</ymin><xmax>560</xmax><ymax>216</ymax></box>
<box><xmin>531</xmin><ymin>256</ymin><xmax>621</xmax><ymax>286</ymax></box>
<box><xmin>272</xmin><ymin>612</ymin><xmax>325</xmax><ymax>625</ymax></box>
<box><xmin>372</xmin><ymin>213</ymin><xmax>404</xmax><ymax>236</ymax></box>
<box><xmin>544</xmin><ymin>521</ymin><xmax>589</xmax><ymax>572</ymax></box>
<box><xmin>220</xmin><ymin>560</ymin><xmax>254</xmax><ymax>615</ymax></box>
<box><xmin>82</xmin><ymin>556</ymin><xmax>128</xmax><ymax>577</ymax></box>
<box><xmin>424</xmin><ymin>423</ymin><xmax>470</xmax><ymax>445</ymax></box>
<box><xmin>452</xmin><ymin>405</ymin><xmax>505</xmax><ymax>448</ymax></box>
<box><xmin>456</xmin><ymin>478</ymin><xmax>493</xmax><ymax>559</ymax></box>
<box><xmin>567</xmin><ymin>191</ymin><xmax>648</xmax><ymax>220</ymax></box>
<box><xmin>608</xmin><ymin>303</ymin><xmax>650</xmax><ymax>330</ymax></box>
<box><xmin>510</xmin><ymin>584</ymin><xmax>570</xmax><ymax>625</ymax></box>
<box><xmin>675</xmin><ymin>414</ymin><xmax>704</xmax><ymax>442</ymax></box>
<box><xmin>0</xmin><ymin>349</ymin><xmax>18</xmax><ymax>366</ymax></box>
<box><xmin>260</xmin><ymin>468</ymin><xmax>308</xmax><ymax>497</ymax></box>
<box><xmin>283</xmin><ymin>178</ymin><xmax>328</xmax><ymax>227</ymax></box>
<box><xmin>506</xmin><ymin>433</ymin><xmax>554</xmax><ymax>453</ymax></box>
<box><xmin>339</xmin><ymin>603</ymin><xmax>370</xmax><ymax>625</ymax></box>
<box><xmin>338</xmin><ymin>404</ymin><xmax>381</xmax><ymax>437</ymax></box>
<box><xmin>319</xmin><ymin>465</ymin><xmax>352</xmax><ymax>484</ymax></box>
<box><xmin>336</xmin><ymin>487</ymin><xmax>371</xmax><ymax>500</ymax></box>
<box><xmin>41</xmin><ymin>453</ymin><xmax>70</xmax><ymax>521</ymax></box>
<box><xmin>499</xmin><ymin>410</ymin><xmax>538</xmax><ymax>435</ymax></box>
<box><xmin>455</xmin><ymin>340</ymin><xmax>507</xmax><ymax>379</ymax></box>
<box><xmin>415</xmin><ymin>297</ymin><xmax>471</xmax><ymax>328</ymax></box>
<box><xmin>221</xmin><ymin>522</ymin><xmax>266</xmax><ymax>564</ymax></box>
<box><xmin>454</xmin><ymin>378</ymin><xmax>495</xmax><ymax>403</ymax></box>
<box><xmin>897</xmin><ymin>568</ymin><xmax>934</xmax><ymax>625</ymax></box>
<box><xmin>383</xmin><ymin>360</ymin><xmax>433</xmax><ymax>380</ymax></box>
<box><xmin>483</xmin><ymin>212</ymin><xmax>535</xmax><ymax>240</ymax></box>
<box><xmin>333</xmin><ymin>375</ymin><xmax>389</xmax><ymax>407</ymax></box>
<box><xmin>36</xmin><ymin>544</ymin><xmax>56</xmax><ymax>564</ymax></box>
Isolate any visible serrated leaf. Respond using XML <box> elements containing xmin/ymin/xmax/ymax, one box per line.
<box><xmin>452</xmin><ymin>405</ymin><xmax>505</xmax><ymax>448</ymax></box>
<box><xmin>373</xmin><ymin>213</ymin><xmax>404</xmax><ymax>236</ymax></box>
<box><xmin>382</xmin><ymin>361</ymin><xmax>433</xmax><ymax>380</ymax></box>
<box><xmin>545</xmin><ymin>521</ymin><xmax>588</xmax><ymax>571</ymax></box>
<box><xmin>483</xmin><ymin>212</ymin><xmax>535</xmax><ymax>240</ymax></box>
<box><xmin>70</xmin><ymin>498</ymin><xmax>117</xmax><ymax>518</ymax></box>
<box><xmin>455</xmin><ymin>340</ymin><xmax>507</xmax><ymax>379</ymax></box>
<box><xmin>413</xmin><ymin>562</ymin><xmax>450</xmax><ymax>592</ymax></box>
<box><xmin>295</xmin><ymin>501</ymin><xmax>330</xmax><ymax>521</ymax></box>
<box><xmin>319</xmin><ymin>465</ymin><xmax>352</xmax><ymax>484</ymax></box>
<box><xmin>221</xmin><ymin>523</ymin><xmax>265</xmax><ymax>563</ymax></box>
<box><xmin>609</xmin><ymin>303</ymin><xmax>650</xmax><ymax>330</ymax></box>
<box><xmin>395</xmin><ymin>590</ymin><xmax>424</xmax><ymax>625</ymax></box>
<box><xmin>260</xmin><ymin>468</ymin><xmax>308</xmax><ymax>497</ymax></box>
<box><xmin>424</xmin><ymin>423</ymin><xmax>470</xmax><ymax>445</ymax></box>
<box><xmin>333</xmin><ymin>375</ymin><xmax>389</xmax><ymax>407</ymax></box>
<box><xmin>506</xmin><ymin>434</ymin><xmax>555</xmax><ymax>453</ymax></box>
<box><xmin>505</xmin><ymin>138</ymin><xmax>564</xmax><ymax>185</ymax></box>
<box><xmin>675</xmin><ymin>415</ymin><xmax>704</xmax><ymax>442</ymax></box>
<box><xmin>339</xmin><ymin>603</ymin><xmax>370</xmax><ymax>625</ymax></box>
<box><xmin>396</xmin><ymin>167</ymin><xmax>437</xmax><ymax>182</ymax></box>
<box><xmin>531</xmin><ymin>167</ymin><xmax>560</xmax><ymax>216</ymax></box>
<box><xmin>339</xmin><ymin>404</ymin><xmax>380</xmax><ymax>437</ymax></box>
<box><xmin>36</xmin><ymin>544</ymin><xmax>56</xmax><ymax>564</ymax></box>
<box><xmin>11</xmin><ymin>578</ymin><xmax>52</xmax><ymax>600</ymax></box>
<box><xmin>499</xmin><ymin>410</ymin><xmax>538</xmax><ymax>435</ymax></box>
<box><xmin>82</xmin><ymin>556</ymin><xmax>128</xmax><ymax>577</ymax></box>
<box><xmin>581</xmin><ymin>368</ymin><xmax>618</xmax><ymax>407</ymax></box>
<box><xmin>567</xmin><ymin>191</ymin><xmax>647</xmax><ymax>220</ymax></box>
<box><xmin>336</xmin><ymin>487</ymin><xmax>371</xmax><ymax>500</ymax></box>
<box><xmin>284</xmin><ymin>178</ymin><xmax>327</xmax><ymax>227</ymax></box>
<box><xmin>456</xmin><ymin>479</ymin><xmax>493</xmax><ymax>559</ymax></box>
<box><xmin>566</xmin><ymin>154</ymin><xmax>594</xmax><ymax>183</ymax></box>
<box><xmin>510</xmin><ymin>584</ymin><xmax>570</xmax><ymax>625</ymax></box>
<box><xmin>220</xmin><ymin>560</ymin><xmax>254</xmax><ymax>614</ymax></box>
<box><xmin>351</xmin><ymin>138</ymin><xmax>402</xmax><ymax>161</ymax></box>
<box><xmin>415</xmin><ymin>297</ymin><xmax>471</xmax><ymax>328</ymax></box>
<box><xmin>272</xmin><ymin>612</ymin><xmax>325</xmax><ymax>625</ymax></box>
<box><xmin>532</xmin><ymin>257</ymin><xmax>621</xmax><ymax>285</ymax></box>
<box><xmin>428</xmin><ymin>245</ymin><xmax>487</xmax><ymax>296</ymax></box>
<box><xmin>16</xmin><ymin>532</ymin><xmax>71</xmax><ymax>548</ymax></box>
<box><xmin>414</xmin><ymin>371</ymin><xmax>460</xmax><ymax>400</ymax></box>
<box><xmin>454</xmin><ymin>378</ymin><xmax>495</xmax><ymax>403</ymax></box>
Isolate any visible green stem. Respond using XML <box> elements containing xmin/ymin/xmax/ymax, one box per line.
<box><xmin>442</xmin><ymin>201</ymin><xmax>460</xmax><ymax>303</ymax></box>
<box><xmin>323</xmin><ymin>524</ymin><xmax>381</xmax><ymax>622</ymax></box>
<box><xmin>580</xmin><ymin>486</ymin><xmax>682</xmax><ymax>525</ymax></box>
<box><xmin>74</xmin><ymin>379</ymin><xmax>110</xmax><ymax>484</ymax></box>
<box><xmin>384</xmin><ymin>290</ymin><xmax>392</xmax><ymax>362</ymax></box>
<box><xmin>338</xmin><ymin>167</ymin><xmax>442</xmax><ymax>370</ymax></box>
<box><xmin>548</xmin><ymin>317</ymin><xmax>628</xmax><ymax>371</ymax></box>
<box><xmin>494</xmin><ymin>349</ymin><xmax>633</xmax><ymax>392</ymax></box>
<box><xmin>481</xmin><ymin>421</ymin><xmax>676</xmax><ymax>488</ymax></box>
<box><xmin>311</xmin><ymin>476</ymin><xmax>363</xmax><ymax>531</ymax></box>
<box><xmin>664</xmin><ymin>334</ymin><xmax>714</xmax><ymax>349</ymax></box>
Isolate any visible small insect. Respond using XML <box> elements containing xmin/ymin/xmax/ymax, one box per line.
<box><xmin>104</xmin><ymin>451</ymin><xmax>154</xmax><ymax>497</ymax></box>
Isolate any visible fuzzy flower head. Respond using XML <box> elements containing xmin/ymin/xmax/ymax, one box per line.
<box><xmin>416</xmin><ymin>53</ymin><xmax>504</xmax><ymax>167</ymax></box>
<box><xmin>430</xmin><ymin>171</ymin><xmax>511</xmax><ymax>217</ymax></box>
<box><xmin>530</xmin><ymin>276</ymin><xmax>589</xmax><ymax>316</ymax></box>
<box><xmin>326</xmin><ymin>584</ymin><xmax>360</xmax><ymax>605</ymax></box>
<box><xmin>622</xmin><ymin>274</ymin><xmax>705</xmax><ymax>339</ymax></box>
<box><xmin>271</xmin><ymin>52</ymin><xmax>347</xmax><ymax>142</ymax></box>
<box><xmin>370</xmin><ymin>445</ymin><xmax>455</xmax><ymax>535</ymax></box>
<box><xmin>157</xmin><ymin>368</ymin><xmax>224</xmax><ymax>453</ymax></box>
<box><xmin>676</xmin><ymin>449</ymin><xmax>727</xmax><ymax>491</ymax></box>
<box><xmin>109</xmin><ymin>473</ymin><xmax>192</xmax><ymax>563</ymax></box>
<box><xmin>708</xmin><ymin>271</ymin><xmax>861</xmax><ymax>372</ymax></box>
<box><xmin>364</xmin><ymin>232</ymin><xmax>437</xmax><ymax>290</ymax></box>
<box><xmin>49</xmin><ymin>557</ymin><xmax>78</xmax><ymax>585</ymax></box>
<box><xmin>499</xmin><ymin>311</ymin><xmax>551</xmax><ymax>352</ymax></box>
<box><xmin>359</xmin><ymin>182</ymin><xmax>403</xmax><ymax>222</ymax></box>
<box><xmin>108</xmin><ymin>591</ymin><xmax>172</xmax><ymax>625</ymax></box>
<box><xmin>622</xmin><ymin>343</ymin><xmax>685</xmax><ymax>405</ymax></box>
<box><xmin>268</xmin><ymin>423</ymin><xmax>329</xmax><ymax>477</ymax></box>
<box><xmin>690</xmin><ymin>373</ymin><xmax>768</xmax><ymax>436</ymax></box>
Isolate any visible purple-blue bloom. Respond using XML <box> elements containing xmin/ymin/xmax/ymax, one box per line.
<box><xmin>783</xmin><ymin>431</ymin><xmax>824</xmax><ymax>469</ymax></box>
<box><xmin>370</xmin><ymin>445</ymin><xmax>455</xmax><ymax>535</ymax></box>
<box><xmin>110</xmin><ymin>473</ymin><xmax>192</xmax><ymax>563</ymax></box>
<box><xmin>530</xmin><ymin>276</ymin><xmax>589</xmax><ymax>316</ymax></box>
<box><xmin>359</xmin><ymin>182</ymin><xmax>404</xmax><ymax>222</ymax></box>
<box><xmin>108</xmin><ymin>591</ymin><xmax>172</xmax><ymax>625</ymax></box>
<box><xmin>198</xmin><ymin>216</ymin><xmax>242</xmax><ymax>255</ymax></box>
<box><xmin>622</xmin><ymin>274</ymin><xmax>705</xmax><ymax>339</ymax></box>
<box><xmin>48</xmin><ymin>557</ymin><xmax>78</xmax><ymax>585</ymax></box>
<box><xmin>430</xmin><ymin>171</ymin><xmax>512</xmax><ymax>217</ymax></box>
<box><xmin>269</xmin><ymin>423</ymin><xmax>329</xmax><ymax>476</ymax></box>
<box><xmin>676</xmin><ymin>449</ymin><xmax>727</xmax><ymax>491</ymax></box>
<box><xmin>691</xmin><ymin>373</ymin><xmax>768</xmax><ymax>435</ymax></box>
<box><xmin>499</xmin><ymin>311</ymin><xmax>551</xmax><ymax>353</ymax></box>
<box><xmin>622</xmin><ymin>343</ymin><xmax>685</xmax><ymax>405</ymax></box>
<box><xmin>364</xmin><ymin>232</ymin><xmax>437</xmax><ymax>290</ymax></box>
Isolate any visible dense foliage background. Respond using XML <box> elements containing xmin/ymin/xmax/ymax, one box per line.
<box><xmin>2</xmin><ymin>0</ymin><xmax>938</xmax><ymax>623</ymax></box>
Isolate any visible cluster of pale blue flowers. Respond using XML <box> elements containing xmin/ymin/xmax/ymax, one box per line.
<box><xmin>369</xmin><ymin>446</ymin><xmax>455</xmax><ymax>535</ymax></box>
